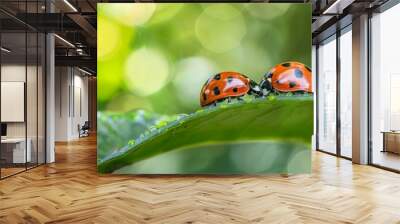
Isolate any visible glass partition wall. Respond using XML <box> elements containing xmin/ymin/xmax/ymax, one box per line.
<box><xmin>0</xmin><ymin>2</ymin><xmax>46</xmax><ymax>179</ymax></box>
<box><xmin>316</xmin><ymin>26</ymin><xmax>353</xmax><ymax>159</ymax></box>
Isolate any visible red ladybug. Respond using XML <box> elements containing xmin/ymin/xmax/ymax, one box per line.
<box><xmin>260</xmin><ymin>61</ymin><xmax>312</xmax><ymax>93</ymax></box>
<box><xmin>200</xmin><ymin>72</ymin><xmax>262</xmax><ymax>107</ymax></box>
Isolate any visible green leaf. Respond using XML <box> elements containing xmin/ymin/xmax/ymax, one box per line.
<box><xmin>97</xmin><ymin>110</ymin><xmax>164</xmax><ymax>161</ymax></box>
<box><xmin>98</xmin><ymin>96</ymin><xmax>313</xmax><ymax>173</ymax></box>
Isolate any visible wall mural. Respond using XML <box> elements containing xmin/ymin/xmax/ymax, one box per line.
<box><xmin>97</xmin><ymin>3</ymin><xmax>313</xmax><ymax>174</ymax></box>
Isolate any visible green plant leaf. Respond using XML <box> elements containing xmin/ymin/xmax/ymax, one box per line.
<box><xmin>97</xmin><ymin>110</ymin><xmax>163</xmax><ymax>161</ymax></box>
<box><xmin>98</xmin><ymin>96</ymin><xmax>313</xmax><ymax>173</ymax></box>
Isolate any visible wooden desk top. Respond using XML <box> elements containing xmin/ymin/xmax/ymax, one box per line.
<box><xmin>1</xmin><ymin>138</ymin><xmax>29</xmax><ymax>143</ymax></box>
<box><xmin>381</xmin><ymin>131</ymin><xmax>400</xmax><ymax>134</ymax></box>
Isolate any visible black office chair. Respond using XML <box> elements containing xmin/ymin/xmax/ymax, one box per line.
<box><xmin>79</xmin><ymin>121</ymin><xmax>90</xmax><ymax>138</ymax></box>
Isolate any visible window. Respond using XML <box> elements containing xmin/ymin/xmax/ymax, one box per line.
<box><xmin>370</xmin><ymin>3</ymin><xmax>400</xmax><ymax>171</ymax></box>
<box><xmin>339</xmin><ymin>28</ymin><xmax>352</xmax><ymax>158</ymax></box>
<box><xmin>317</xmin><ymin>36</ymin><xmax>337</xmax><ymax>154</ymax></box>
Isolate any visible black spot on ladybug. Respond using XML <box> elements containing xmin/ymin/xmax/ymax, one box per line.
<box><xmin>202</xmin><ymin>93</ymin><xmax>207</xmax><ymax>101</ymax></box>
<box><xmin>305</xmin><ymin>66</ymin><xmax>311</xmax><ymax>72</ymax></box>
<box><xmin>282</xmin><ymin>63</ymin><xmax>291</xmax><ymax>67</ymax></box>
<box><xmin>276</xmin><ymin>80</ymin><xmax>281</xmax><ymax>84</ymax></box>
<box><xmin>294</xmin><ymin>69</ymin><xmax>303</xmax><ymax>78</ymax></box>
<box><xmin>227</xmin><ymin>76</ymin><xmax>233</xmax><ymax>83</ymax></box>
<box><xmin>213</xmin><ymin>86</ymin><xmax>220</xmax><ymax>95</ymax></box>
<box><xmin>289</xmin><ymin>82</ymin><xmax>297</xmax><ymax>88</ymax></box>
<box><xmin>214</xmin><ymin>74</ymin><xmax>221</xmax><ymax>80</ymax></box>
<box><xmin>233</xmin><ymin>87</ymin><xmax>238</xmax><ymax>92</ymax></box>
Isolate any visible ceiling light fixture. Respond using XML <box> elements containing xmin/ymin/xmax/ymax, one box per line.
<box><xmin>78</xmin><ymin>67</ymin><xmax>93</xmax><ymax>76</ymax></box>
<box><xmin>322</xmin><ymin>0</ymin><xmax>355</xmax><ymax>15</ymax></box>
<box><xmin>54</xmin><ymin>34</ymin><xmax>75</xmax><ymax>48</ymax></box>
<box><xmin>63</xmin><ymin>0</ymin><xmax>78</xmax><ymax>12</ymax></box>
<box><xmin>1</xmin><ymin>47</ymin><xmax>11</xmax><ymax>53</ymax></box>
<box><xmin>322</xmin><ymin>0</ymin><xmax>343</xmax><ymax>14</ymax></box>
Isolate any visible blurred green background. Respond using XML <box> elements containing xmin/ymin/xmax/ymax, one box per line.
<box><xmin>98</xmin><ymin>3</ymin><xmax>311</xmax><ymax>114</ymax></box>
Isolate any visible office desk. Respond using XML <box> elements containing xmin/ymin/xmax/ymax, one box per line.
<box><xmin>382</xmin><ymin>131</ymin><xmax>400</xmax><ymax>154</ymax></box>
<box><xmin>1</xmin><ymin>138</ymin><xmax>31</xmax><ymax>163</ymax></box>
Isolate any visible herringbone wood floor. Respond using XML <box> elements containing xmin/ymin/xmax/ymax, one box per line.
<box><xmin>1</xmin><ymin>135</ymin><xmax>400</xmax><ymax>224</ymax></box>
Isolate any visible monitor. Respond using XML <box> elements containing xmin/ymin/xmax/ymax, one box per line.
<box><xmin>1</xmin><ymin>123</ymin><xmax>7</xmax><ymax>137</ymax></box>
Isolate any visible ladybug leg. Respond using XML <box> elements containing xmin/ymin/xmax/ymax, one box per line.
<box><xmin>228</xmin><ymin>97</ymin><xmax>231</xmax><ymax>103</ymax></box>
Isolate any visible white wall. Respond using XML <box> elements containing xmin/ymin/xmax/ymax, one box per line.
<box><xmin>55</xmin><ymin>67</ymin><xmax>69</xmax><ymax>141</ymax></box>
<box><xmin>55</xmin><ymin>67</ymin><xmax>89</xmax><ymax>141</ymax></box>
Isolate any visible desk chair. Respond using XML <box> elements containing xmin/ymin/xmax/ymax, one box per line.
<box><xmin>79</xmin><ymin>121</ymin><xmax>90</xmax><ymax>138</ymax></box>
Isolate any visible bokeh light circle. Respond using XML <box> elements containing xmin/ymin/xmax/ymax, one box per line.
<box><xmin>216</xmin><ymin>42</ymin><xmax>271</xmax><ymax>81</ymax></box>
<box><xmin>246</xmin><ymin>4</ymin><xmax>291</xmax><ymax>20</ymax></box>
<box><xmin>106</xmin><ymin>94</ymin><xmax>153</xmax><ymax>112</ymax></box>
<box><xmin>173</xmin><ymin>57</ymin><xmax>217</xmax><ymax>107</ymax></box>
<box><xmin>286</xmin><ymin>146</ymin><xmax>310</xmax><ymax>173</ymax></box>
<box><xmin>125</xmin><ymin>48</ymin><xmax>170</xmax><ymax>96</ymax></box>
<box><xmin>98</xmin><ymin>17</ymin><xmax>121</xmax><ymax>60</ymax></box>
<box><xmin>230</xmin><ymin>142</ymin><xmax>278</xmax><ymax>173</ymax></box>
<box><xmin>195</xmin><ymin>4</ymin><xmax>246</xmax><ymax>53</ymax></box>
<box><xmin>101</xmin><ymin>3</ymin><xmax>156</xmax><ymax>27</ymax></box>
<box><xmin>149</xmin><ymin>4</ymin><xmax>183</xmax><ymax>25</ymax></box>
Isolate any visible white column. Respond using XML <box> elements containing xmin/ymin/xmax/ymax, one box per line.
<box><xmin>352</xmin><ymin>14</ymin><xmax>369</xmax><ymax>164</ymax></box>
<box><xmin>46</xmin><ymin>32</ymin><xmax>55</xmax><ymax>163</ymax></box>
<box><xmin>45</xmin><ymin>0</ymin><xmax>56</xmax><ymax>163</ymax></box>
